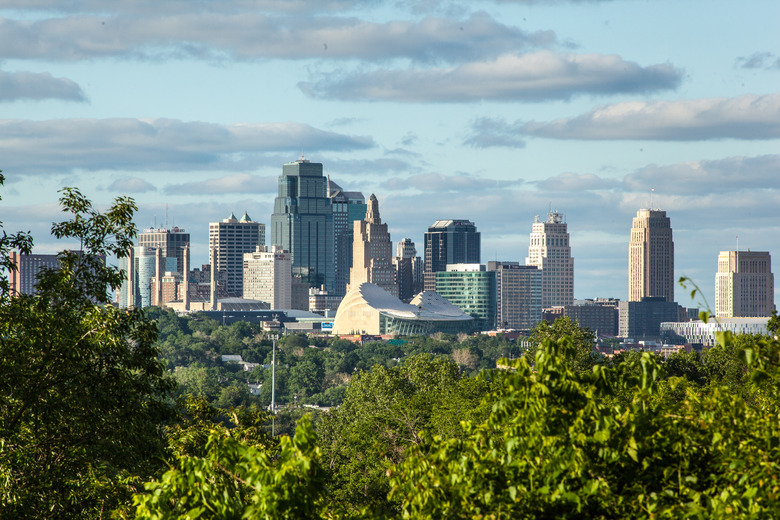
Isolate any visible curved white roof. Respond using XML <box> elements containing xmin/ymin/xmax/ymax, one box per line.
<box><xmin>340</xmin><ymin>283</ymin><xmax>472</xmax><ymax>322</ymax></box>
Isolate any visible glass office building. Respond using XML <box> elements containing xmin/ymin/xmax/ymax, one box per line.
<box><xmin>271</xmin><ymin>158</ymin><xmax>334</xmax><ymax>291</ymax></box>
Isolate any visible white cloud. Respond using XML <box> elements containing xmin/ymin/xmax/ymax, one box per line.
<box><xmin>107</xmin><ymin>177</ymin><xmax>157</xmax><ymax>193</ymax></box>
<box><xmin>520</xmin><ymin>93</ymin><xmax>780</xmax><ymax>140</ymax></box>
<box><xmin>736</xmin><ymin>52</ymin><xmax>780</xmax><ymax>70</ymax></box>
<box><xmin>535</xmin><ymin>172</ymin><xmax>618</xmax><ymax>191</ymax></box>
<box><xmin>164</xmin><ymin>173</ymin><xmax>277</xmax><ymax>195</ymax></box>
<box><xmin>0</xmin><ymin>118</ymin><xmax>374</xmax><ymax>174</ymax></box>
<box><xmin>0</xmin><ymin>69</ymin><xmax>86</xmax><ymax>102</ymax></box>
<box><xmin>623</xmin><ymin>155</ymin><xmax>780</xmax><ymax>194</ymax></box>
<box><xmin>302</xmin><ymin>51</ymin><xmax>682</xmax><ymax>102</ymax></box>
<box><xmin>383</xmin><ymin>172</ymin><xmax>522</xmax><ymax>192</ymax></box>
<box><xmin>0</xmin><ymin>12</ymin><xmax>547</xmax><ymax>62</ymax></box>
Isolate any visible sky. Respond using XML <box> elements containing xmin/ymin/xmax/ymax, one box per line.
<box><xmin>1</xmin><ymin>0</ymin><xmax>779</xmax><ymax>310</ymax></box>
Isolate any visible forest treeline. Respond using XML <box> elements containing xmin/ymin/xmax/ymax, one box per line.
<box><xmin>2</xmin><ymin>180</ymin><xmax>780</xmax><ymax>519</ymax></box>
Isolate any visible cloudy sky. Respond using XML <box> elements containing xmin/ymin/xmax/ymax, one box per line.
<box><xmin>2</xmin><ymin>0</ymin><xmax>779</xmax><ymax>309</ymax></box>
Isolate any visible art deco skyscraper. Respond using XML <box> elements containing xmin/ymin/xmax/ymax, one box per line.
<box><xmin>348</xmin><ymin>194</ymin><xmax>397</xmax><ymax>296</ymax></box>
<box><xmin>628</xmin><ymin>209</ymin><xmax>674</xmax><ymax>302</ymax></box>
<box><xmin>423</xmin><ymin>220</ymin><xmax>480</xmax><ymax>291</ymax></box>
<box><xmin>526</xmin><ymin>211</ymin><xmax>574</xmax><ymax>308</ymax></box>
<box><xmin>209</xmin><ymin>212</ymin><xmax>265</xmax><ymax>297</ymax></box>
<box><xmin>271</xmin><ymin>157</ymin><xmax>334</xmax><ymax>291</ymax></box>
<box><xmin>715</xmin><ymin>251</ymin><xmax>774</xmax><ymax>317</ymax></box>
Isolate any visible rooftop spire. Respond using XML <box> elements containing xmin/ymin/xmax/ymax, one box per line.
<box><xmin>365</xmin><ymin>193</ymin><xmax>381</xmax><ymax>224</ymax></box>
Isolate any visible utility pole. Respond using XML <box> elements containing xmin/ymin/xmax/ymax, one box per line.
<box><xmin>270</xmin><ymin>333</ymin><xmax>278</xmax><ymax>436</ymax></box>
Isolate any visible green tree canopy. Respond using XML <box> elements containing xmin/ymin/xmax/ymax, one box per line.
<box><xmin>0</xmin><ymin>187</ymin><xmax>174</xmax><ymax>518</ymax></box>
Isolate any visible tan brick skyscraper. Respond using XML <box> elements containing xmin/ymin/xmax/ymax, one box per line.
<box><xmin>628</xmin><ymin>209</ymin><xmax>674</xmax><ymax>302</ymax></box>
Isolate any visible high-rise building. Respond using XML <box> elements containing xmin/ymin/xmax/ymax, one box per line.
<box><xmin>348</xmin><ymin>194</ymin><xmax>397</xmax><ymax>297</ymax></box>
<box><xmin>563</xmin><ymin>300</ymin><xmax>619</xmax><ymax>337</ymax></box>
<box><xmin>271</xmin><ymin>157</ymin><xmax>334</xmax><ymax>291</ymax></box>
<box><xmin>10</xmin><ymin>251</ymin><xmax>106</xmax><ymax>298</ymax></box>
<box><xmin>628</xmin><ymin>209</ymin><xmax>674</xmax><ymax>302</ymax></box>
<box><xmin>393</xmin><ymin>238</ymin><xmax>423</xmax><ymax>303</ymax></box>
<box><xmin>9</xmin><ymin>252</ymin><xmax>62</xmax><ymax>295</ymax></box>
<box><xmin>526</xmin><ymin>211</ymin><xmax>574</xmax><ymax>308</ymax></box>
<box><xmin>423</xmin><ymin>220</ymin><xmax>481</xmax><ymax>292</ymax></box>
<box><xmin>328</xmin><ymin>179</ymin><xmax>366</xmax><ymax>296</ymax></box>
<box><xmin>243</xmin><ymin>246</ymin><xmax>292</xmax><ymax>309</ymax></box>
<box><xmin>618</xmin><ymin>297</ymin><xmax>680</xmax><ymax>339</ymax></box>
<box><xmin>138</xmin><ymin>226</ymin><xmax>190</xmax><ymax>274</ymax></box>
<box><xmin>715</xmin><ymin>251</ymin><xmax>774</xmax><ymax>317</ymax></box>
<box><xmin>487</xmin><ymin>261</ymin><xmax>542</xmax><ymax>330</ymax></box>
<box><xmin>135</xmin><ymin>246</ymin><xmax>157</xmax><ymax>308</ymax></box>
<box><xmin>209</xmin><ymin>212</ymin><xmax>265</xmax><ymax>297</ymax></box>
<box><xmin>435</xmin><ymin>264</ymin><xmax>496</xmax><ymax>331</ymax></box>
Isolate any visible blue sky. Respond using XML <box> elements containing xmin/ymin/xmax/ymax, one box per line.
<box><xmin>1</xmin><ymin>0</ymin><xmax>779</xmax><ymax>310</ymax></box>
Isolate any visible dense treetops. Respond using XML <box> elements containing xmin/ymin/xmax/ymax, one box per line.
<box><xmin>3</xmin><ymin>177</ymin><xmax>780</xmax><ymax>518</ymax></box>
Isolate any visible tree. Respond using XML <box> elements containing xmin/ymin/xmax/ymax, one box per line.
<box><xmin>527</xmin><ymin>316</ymin><xmax>599</xmax><ymax>372</ymax></box>
<box><xmin>767</xmin><ymin>309</ymin><xmax>779</xmax><ymax>337</ymax></box>
<box><xmin>389</xmin><ymin>333</ymin><xmax>780</xmax><ymax>519</ymax></box>
<box><xmin>0</xmin><ymin>173</ymin><xmax>33</xmax><ymax>301</ymax></box>
<box><xmin>133</xmin><ymin>415</ymin><xmax>328</xmax><ymax>520</ymax></box>
<box><xmin>319</xmin><ymin>354</ymin><xmax>494</xmax><ymax>516</ymax></box>
<box><xmin>0</xmin><ymin>187</ymin><xmax>174</xmax><ymax>518</ymax></box>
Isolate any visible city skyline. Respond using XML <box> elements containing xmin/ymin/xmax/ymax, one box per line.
<box><xmin>1</xmin><ymin>0</ymin><xmax>778</xmax><ymax>310</ymax></box>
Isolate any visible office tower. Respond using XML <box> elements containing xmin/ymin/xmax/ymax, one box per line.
<box><xmin>243</xmin><ymin>246</ymin><xmax>292</xmax><ymax>309</ymax></box>
<box><xmin>271</xmin><ymin>157</ymin><xmax>334</xmax><ymax>291</ymax></box>
<box><xmin>135</xmin><ymin>246</ymin><xmax>157</xmax><ymax>308</ymax></box>
<box><xmin>618</xmin><ymin>297</ymin><xmax>680</xmax><ymax>339</ymax></box>
<box><xmin>393</xmin><ymin>238</ymin><xmax>423</xmax><ymax>303</ymax></box>
<box><xmin>328</xmin><ymin>179</ymin><xmax>367</xmax><ymax>296</ymax></box>
<box><xmin>435</xmin><ymin>264</ymin><xmax>496</xmax><ymax>331</ymax></box>
<box><xmin>138</xmin><ymin>226</ymin><xmax>190</xmax><ymax>274</ymax></box>
<box><xmin>487</xmin><ymin>261</ymin><xmax>542</xmax><ymax>330</ymax></box>
<box><xmin>9</xmin><ymin>252</ymin><xmax>63</xmax><ymax>295</ymax></box>
<box><xmin>209</xmin><ymin>212</ymin><xmax>265</xmax><ymax>297</ymax></box>
<box><xmin>423</xmin><ymin>220</ymin><xmax>481</xmax><ymax>291</ymax></box>
<box><xmin>526</xmin><ymin>211</ymin><xmax>574</xmax><ymax>308</ymax></box>
<box><xmin>716</xmin><ymin>251</ymin><xmax>774</xmax><ymax>317</ymax></box>
<box><xmin>563</xmin><ymin>300</ymin><xmax>619</xmax><ymax>337</ymax></box>
<box><xmin>11</xmin><ymin>251</ymin><xmax>106</xmax><ymax>298</ymax></box>
<box><xmin>348</xmin><ymin>194</ymin><xmax>397</xmax><ymax>297</ymax></box>
<box><xmin>628</xmin><ymin>209</ymin><xmax>674</xmax><ymax>302</ymax></box>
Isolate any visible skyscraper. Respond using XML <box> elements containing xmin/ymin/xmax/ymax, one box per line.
<box><xmin>271</xmin><ymin>157</ymin><xmax>334</xmax><ymax>291</ymax></box>
<box><xmin>526</xmin><ymin>211</ymin><xmax>574</xmax><ymax>308</ymax></box>
<box><xmin>209</xmin><ymin>212</ymin><xmax>265</xmax><ymax>297</ymax></box>
<box><xmin>715</xmin><ymin>250</ymin><xmax>774</xmax><ymax>317</ymax></box>
<box><xmin>348</xmin><ymin>194</ymin><xmax>397</xmax><ymax>297</ymax></box>
<box><xmin>435</xmin><ymin>264</ymin><xmax>496</xmax><ymax>331</ymax></box>
<box><xmin>487</xmin><ymin>261</ymin><xmax>542</xmax><ymax>330</ymax></box>
<box><xmin>138</xmin><ymin>226</ymin><xmax>190</xmax><ymax>274</ymax></box>
<box><xmin>628</xmin><ymin>209</ymin><xmax>674</xmax><ymax>302</ymax></box>
<box><xmin>328</xmin><ymin>179</ymin><xmax>366</xmax><ymax>296</ymax></box>
<box><xmin>243</xmin><ymin>246</ymin><xmax>292</xmax><ymax>309</ymax></box>
<box><xmin>393</xmin><ymin>238</ymin><xmax>423</xmax><ymax>302</ymax></box>
<box><xmin>423</xmin><ymin>220</ymin><xmax>481</xmax><ymax>292</ymax></box>
<box><xmin>9</xmin><ymin>252</ymin><xmax>62</xmax><ymax>295</ymax></box>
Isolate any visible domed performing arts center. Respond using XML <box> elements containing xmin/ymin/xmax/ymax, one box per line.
<box><xmin>332</xmin><ymin>283</ymin><xmax>474</xmax><ymax>336</ymax></box>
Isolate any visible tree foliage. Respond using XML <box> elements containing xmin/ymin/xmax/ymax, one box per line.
<box><xmin>389</xmin><ymin>333</ymin><xmax>780</xmax><ymax>519</ymax></box>
<box><xmin>319</xmin><ymin>354</ymin><xmax>495</xmax><ymax>516</ymax></box>
<box><xmin>0</xmin><ymin>187</ymin><xmax>174</xmax><ymax>518</ymax></box>
<box><xmin>133</xmin><ymin>415</ymin><xmax>327</xmax><ymax>520</ymax></box>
